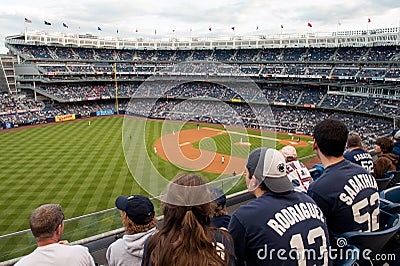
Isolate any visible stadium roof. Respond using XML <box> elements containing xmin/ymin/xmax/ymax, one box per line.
<box><xmin>5</xmin><ymin>27</ymin><xmax>400</xmax><ymax>50</ymax></box>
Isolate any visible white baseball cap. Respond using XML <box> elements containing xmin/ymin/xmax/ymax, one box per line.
<box><xmin>281</xmin><ymin>145</ymin><xmax>297</xmax><ymax>159</ymax></box>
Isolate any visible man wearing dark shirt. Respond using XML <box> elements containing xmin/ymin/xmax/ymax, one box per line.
<box><xmin>229</xmin><ymin>148</ymin><xmax>330</xmax><ymax>265</ymax></box>
<box><xmin>308</xmin><ymin>119</ymin><xmax>380</xmax><ymax>243</ymax></box>
<box><xmin>343</xmin><ymin>132</ymin><xmax>374</xmax><ymax>174</ymax></box>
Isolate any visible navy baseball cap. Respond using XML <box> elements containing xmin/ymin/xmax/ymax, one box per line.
<box><xmin>115</xmin><ymin>195</ymin><xmax>155</xmax><ymax>225</ymax></box>
<box><xmin>246</xmin><ymin>148</ymin><xmax>293</xmax><ymax>193</ymax></box>
<box><xmin>209</xmin><ymin>187</ymin><xmax>226</xmax><ymax>207</ymax></box>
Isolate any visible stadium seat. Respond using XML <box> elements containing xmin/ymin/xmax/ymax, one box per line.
<box><xmin>375</xmin><ymin>174</ymin><xmax>394</xmax><ymax>191</ymax></box>
<box><xmin>386</xmin><ymin>170</ymin><xmax>400</xmax><ymax>187</ymax></box>
<box><xmin>382</xmin><ymin>185</ymin><xmax>400</xmax><ymax>204</ymax></box>
<box><xmin>380</xmin><ymin>198</ymin><xmax>400</xmax><ymax>214</ymax></box>
<box><xmin>337</xmin><ymin>211</ymin><xmax>400</xmax><ymax>264</ymax></box>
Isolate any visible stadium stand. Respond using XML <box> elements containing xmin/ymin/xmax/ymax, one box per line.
<box><xmin>1</xmin><ymin>27</ymin><xmax>400</xmax><ymax>264</ymax></box>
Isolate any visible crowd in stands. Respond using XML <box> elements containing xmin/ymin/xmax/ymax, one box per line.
<box><xmin>0</xmin><ymin>93</ymin><xmax>128</xmax><ymax>126</ymax></box>
<box><xmin>0</xmin><ymin>93</ymin><xmax>45</xmax><ymax>125</ymax></box>
<box><xmin>34</xmin><ymin>60</ymin><xmax>400</xmax><ymax>82</ymax></box>
<box><xmin>1</xmin><ymin>82</ymin><xmax>396</xmax><ymax>142</ymax></box>
<box><xmin>0</xmin><ymin>93</ymin><xmax>43</xmax><ymax>114</ymax></box>
<box><xmin>15</xmin><ymin>81</ymin><xmax>400</xmax><ymax>119</ymax></box>
<box><xmin>36</xmin><ymin>83</ymin><xmax>140</xmax><ymax>102</ymax></box>
<box><xmin>11</xmin><ymin>43</ymin><xmax>400</xmax><ymax>64</ymax></box>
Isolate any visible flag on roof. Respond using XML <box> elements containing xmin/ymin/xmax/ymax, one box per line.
<box><xmin>368</xmin><ymin>18</ymin><xmax>371</xmax><ymax>23</ymax></box>
<box><xmin>24</xmin><ymin>18</ymin><xmax>32</xmax><ymax>23</ymax></box>
<box><xmin>307</xmin><ymin>22</ymin><xmax>312</xmax><ymax>27</ymax></box>
<box><xmin>44</xmin><ymin>20</ymin><xmax>51</xmax><ymax>25</ymax></box>
<box><xmin>98</xmin><ymin>26</ymin><xmax>102</xmax><ymax>31</ymax></box>
<box><xmin>63</xmin><ymin>23</ymin><xmax>68</xmax><ymax>28</ymax></box>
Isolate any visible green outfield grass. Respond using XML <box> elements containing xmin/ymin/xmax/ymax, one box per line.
<box><xmin>0</xmin><ymin>116</ymin><xmax>215</xmax><ymax>236</ymax></box>
<box><xmin>0</xmin><ymin>116</ymin><xmax>314</xmax><ymax>261</ymax></box>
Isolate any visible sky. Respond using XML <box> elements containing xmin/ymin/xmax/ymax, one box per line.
<box><xmin>1</xmin><ymin>0</ymin><xmax>400</xmax><ymax>54</ymax></box>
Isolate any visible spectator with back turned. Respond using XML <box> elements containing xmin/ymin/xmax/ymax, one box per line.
<box><xmin>143</xmin><ymin>173</ymin><xmax>235</xmax><ymax>266</ymax></box>
<box><xmin>373</xmin><ymin>137</ymin><xmax>399</xmax><ymax>178</ymax></box>
<box><xmin>229</xmin><ymin>148</ymin><xmax>330</xmax><ymax>265</ymax></box>
<box><xmin>106</xmin><ymin>195</ymin><xmax>157</xmax><ymax>266</ymax></box>
<box><xmin>308</xmin><ymin>119</ymin><xmax>380</xmax><ymax>244</ymax></box>
<box><xmin>15</xmin><ymin>204</ymin><xmax>95</xmax><ymax>266</ymax></box>
<box><xmin>343</xmin><ymin>131</ymin><xmax>374</xmax><ymax>174</ymax></box>
<box><xmin>280</xmin><ymin>145</ymin><xmax>313</xmax><ymax>192</ymax></box>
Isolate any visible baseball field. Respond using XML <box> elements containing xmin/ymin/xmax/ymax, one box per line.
<box><xmin>0</xmin><ymin>115</ymin><xmax>314</xmax><ymax>261</ymax></box>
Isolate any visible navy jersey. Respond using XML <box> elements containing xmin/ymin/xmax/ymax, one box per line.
<box><xmin>212</xmin><ymin>215</ymin><xmax>231</xmax><ymax>229</ymax></box>
<box><xmin>228</xmin><ymin>191</ymin><xmax>330</xmax><ymax>266</ymax></box>
<box><xmin>308</xmin><ymin>159</ymin><xmax>379</xmax><ymax>240</ymax></box>
<box><xmin>343</xmin><ymin>148</ymin><xmax>374</xmax><ymax>174</ymax></box>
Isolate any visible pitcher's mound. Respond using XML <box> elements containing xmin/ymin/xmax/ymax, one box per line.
<box><xmin>279</xmin><ymin>139</ymin><xmax>308</xmax><ymax>147</ymax></box>
<box><xmin>235</xmin><ymin>142</ymin><xmax>251</xmax><ymax>146</ymax></box>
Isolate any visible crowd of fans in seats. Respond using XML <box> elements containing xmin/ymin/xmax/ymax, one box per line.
<box><xmin>124</xmin><ymin>96</ymin><xmax>393</xmax><ymax>138</ymax></box>
<box><xmin>35</xmin><ymin>62</ymin><xmax>400</xmax><ymax>81</ymax></box>
<box><xmin>12</xmin><ymin>44</ymin><xmax>400</xmax><ymax>63</ymax></box>
<box><xmin>1</xmin><ymin>80</ymin><xmax>398</xmax><ymax>137</ymax></box>
<box><xmin>34</xmin><ymin>81</ymin><xmax>400</xmax><ymax>117</ymax></box>
<box><xmin>0</xmin><ymin>93</ymin><xmax>43</xmax><ymax>114</ymax></box>
<box><xmin>38</xmin><ymin>83</ymin><xmax>140</xmax><ymax>101</ymax></box>
<box><xmin>0</xmin><ymin>93</ymin><xmax>45</xmax><ymax>125</ymax></box>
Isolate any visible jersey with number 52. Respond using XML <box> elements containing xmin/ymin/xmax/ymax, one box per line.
<box><xmin>308</xmin><ymin>159</ymin><xmax>379</xmax><ymax>239</ymax></box>
<box><xmin>343</xmin><ymin>148</ymin><xmax>374</xmax><ymax>174</ymax></box>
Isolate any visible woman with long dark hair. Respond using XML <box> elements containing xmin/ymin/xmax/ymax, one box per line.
<box><xmin>143</xmin><ymin>173</ymin><xmax>235</xmax><ymax>266</ymax></box>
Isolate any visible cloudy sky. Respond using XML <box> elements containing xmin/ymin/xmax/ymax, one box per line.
<box><xmin>1</xmin><ymin>0</ymin><xmax>400</xmax><ymax>53</ymax></box>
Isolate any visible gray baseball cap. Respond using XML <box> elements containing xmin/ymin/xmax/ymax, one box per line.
<box><xmin>246</xmin><ymin>148</ymin><xmax>293</xmax><ymax>193</ymax></box>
